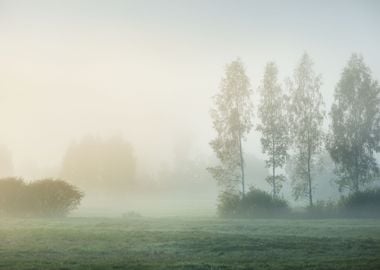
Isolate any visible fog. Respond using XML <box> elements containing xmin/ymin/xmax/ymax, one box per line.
<box><xmin>0</xmin><ymin>0</ymin><xmax>379</xmax><ymax>216</ymax></box>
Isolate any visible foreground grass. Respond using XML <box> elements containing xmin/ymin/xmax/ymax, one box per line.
<box><xmin>0</xmin><ymin>217</ymin><xmax>380</xmax><ymax>269</ymax></box>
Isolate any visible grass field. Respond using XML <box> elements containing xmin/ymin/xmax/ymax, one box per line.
<box><xmin>0</xmin><ymin>217</ymin><xmax>380</xmax><ymax>269</ymax></box>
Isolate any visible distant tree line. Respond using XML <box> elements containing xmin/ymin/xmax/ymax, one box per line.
<box><xmin>61</xmin><ymin>135</ymin><xmax>136</xmax><ymax>196</ymax></box>
<box><xmin>209</xmin><ymin>53</ymin><xmax>380</xmax><ymax>212</ymax></box>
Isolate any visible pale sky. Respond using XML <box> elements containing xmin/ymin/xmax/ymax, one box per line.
<box><xmin>0</xmin><ymin>0</ymin><xmax>379</xmax><ymax>178</ymax></box>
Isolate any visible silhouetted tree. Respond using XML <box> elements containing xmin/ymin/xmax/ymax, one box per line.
<box><xmin>257</xmin><ymin>62</ymin><xmax>289</xmax><ymax>197</ymax></box>
<box><xmin>61</xmin><ymin>135</ymin><xmax>136</xmax><ymax>195</ymax></box>
<box><xmin>288</xmin><ymin>53</ymin><xmax>325</xmax><ymax>207</ymax></box>
<box><xmin>208</xmin><ymin>59</ymin><xmax>253</xmax><ymax>196</ymax></box>
<box><xmin>327</xmin><ymin>54</ymin><xmax>380</xmax><ymax>192</ymax></box>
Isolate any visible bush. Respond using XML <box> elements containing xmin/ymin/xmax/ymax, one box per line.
<box><xmin>0</xmin><ymin>178</ymin><xmax>83</xmax><ymax>217</ymax></box>
<box><xmin>27</xmin><ymin>179</ymin><xmax>84</xmax><ymax>217</ymax></box>
<box><xmin>338</xmin><ymin>188</ymin><xmax>380</xmax><ymax>218</ymax></box>
<box><xmin>217</xmin><ymin>191</ymin><xmax>241</xmax><ymax>218</ymax></box>
<box><xmin>240</xmin><ymin>188</ymin><xmax>289</xmax><ymax>218</ymax></box>
<box><xmin>302</xmin><ymin>189</ymin><xmax>380</xmax><ymax>218</ymax></box>
<box><xmin>218</xmin><ymin>187</ymin><xmax>289</xmax><ymax>218</ymax></box>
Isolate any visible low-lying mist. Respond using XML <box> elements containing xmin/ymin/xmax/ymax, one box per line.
<box><xmin>0</xmin><ymin>133</ymin><xmax>345</xmax><ymax>217</ymax></box>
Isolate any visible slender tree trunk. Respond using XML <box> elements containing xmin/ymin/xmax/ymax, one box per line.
<box><xmin>272</xmin><ymin>162</ymin><xmax>276</xmax><ymax>198</ymax></box>
<box><xmin>353</xmin><ymin>176</ymin><xmax>359</xmax><ymax>193</ymax></box>
<box><xmin>353</xmin><ymin>115</ymin><xmax>360</xmax><ymax>193</ymax></box>
<box><xmin>272</xmin><ymin>135</ymin><xmax>276</xmax><ymax>198</ymax></box>
<box><xmin>238</xmin><ymin>130</ymin><xmax>245</xmax><ymax>197</ymax></box>
<box><xmin>353</xmin><ymin>152</ymin><xmax>360</xmax><ymax>193</ymax></box>
<box><xmin>307</xmin><ymin>141</ymin><xmax>313</xmax><ymax>207</ymax></box>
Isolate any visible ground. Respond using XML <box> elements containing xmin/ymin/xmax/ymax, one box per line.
<box><xmin>0</xmin><ymin>217</ymin><xmax>380</xmax><ymax>269</ymax></box>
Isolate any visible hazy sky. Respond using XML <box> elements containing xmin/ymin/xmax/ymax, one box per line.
<box><xmin>0</xmin><ymin>0</ymin><xmax>379</xmax><ymax>178</ymax></box>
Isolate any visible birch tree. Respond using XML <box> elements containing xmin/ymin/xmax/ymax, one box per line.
<box><xmin>208</xmin><ymin>58</ymin><xmax>253</xmax><ymax>196</ymax></box>
<box><xmin>257</xmin><ymin>62</ymin><xmax>289</xmax><ymax>197</ymax></box>
<box><xmin>288</xmin><ymin>53</ymin><xmax>324</xmax><ymax>207</ymax></box>
<box><xmin>327</xmin><ymin>54</ymin><xmax>380</xmax><ymax>192</ymax></box>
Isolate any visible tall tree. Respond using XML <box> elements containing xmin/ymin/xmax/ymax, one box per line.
<box><xmin>208</xmin><ymin>58</ymin><xmax>253</xmax><ymax>196</ymax></box>
<box><xmin>257</xmin><ymin>62</ymin><xmax>289</xmax><ymax>197</ymax></box>
<box><xmin>327</xmin><ymin>54</ymin><xmax>380</xmax><ymax>192</ymax></box>
<box><xmin>61</xmin><ymin>135</ymin><xmax>136</xmax><ymax>196</ymax></box>
<box><xmin>288</xmin><ymin>53</ymin><xmax>324</xmax><ymax>207</ymax></box>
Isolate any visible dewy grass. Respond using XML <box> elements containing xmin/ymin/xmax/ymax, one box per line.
<box><xmin>0</xmin><ymin>217</ymin><xmax>380</xmax><ymax>269</ymax></box>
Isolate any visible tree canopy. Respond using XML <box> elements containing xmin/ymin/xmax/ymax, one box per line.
<box><xmin>208</xmin><ymin>58</ymin><xmax>253</xmax><ymax>195</ymax></box>
<box><xmin>287</xmin><ymin>53</ymin><xmax>325</xmax><ymax>206</ymax></box>
<box><xmin>328</xmin><ymin>54</ymin><xmax>380</xmax><ymax>192</ymax></box>
<box><xmin>257</xmin><ymin>62</ymin><xmax>289</xmax><ymax>197</ymax></box>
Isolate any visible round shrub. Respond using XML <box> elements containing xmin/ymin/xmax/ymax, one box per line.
<box><xmin>217</xmin><ymin>187</ymin><xmax>289</xmax><ymax>218</ymax></box>
<box><xmin>240</xmin><ymin>188</ymin><xmax>289</xmax><ymax>218</ymax></box>
<box><xmin>0</xmin><ymin>178</ymin><xmax>83</xmax><ymax>217</ymax></box>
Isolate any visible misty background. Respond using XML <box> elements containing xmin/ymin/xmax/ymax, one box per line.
<box><xmin>0</xmin><ymin>0</ymin><xmax>379</xmax><ymax>215</ymax></box>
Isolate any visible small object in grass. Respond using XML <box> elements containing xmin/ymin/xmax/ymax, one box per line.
<box><xmin>122</xmin><ymin>211</ymin><xmax>142</xmax><ymax>219</ymax></box>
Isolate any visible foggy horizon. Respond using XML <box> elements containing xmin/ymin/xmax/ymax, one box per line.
<box><xmin>0</xmin><ymin>0</ymin><xmax>379</xmax><ymax>213</ymax></box>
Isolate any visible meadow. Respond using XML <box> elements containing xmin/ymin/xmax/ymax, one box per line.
<box><xmin>0</xmin><ymin>217</ymin><xmax>380</xmax><ymax>269</ymax></box>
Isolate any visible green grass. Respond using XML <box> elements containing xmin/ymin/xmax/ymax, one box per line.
<box><xmin>0</xmin><ymin>217</ymin><xmax>380</xmax><ymax>269</ymax></box>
